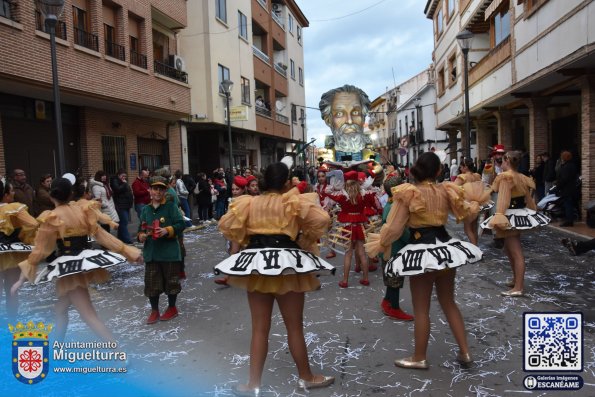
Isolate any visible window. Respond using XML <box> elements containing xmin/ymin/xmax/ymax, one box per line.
<box><xmin>290</xmin><ymin>59</ymin><xmax>295</xmax><ymax>80</ymax></box>
<box><xmin>1</xmin><ymin>0</ymin><xmax>13</xmax><ymax>20</ymax></box>
<box><xmin>73</xmin><ymin>4</ymin><xmax>98</xmax><ymax>51</ymax></box>
<box><xmin>291</xmin><ymin>104</ymin><xmax>297</xmax><ymax>123</ymax></box>
<box><xmin>102</xmin><ymin>136</ymin><xmax>126</xmax><ymax>176</ymax></box>
<box><xmin>298</xmin><ymin>67</ymin><xmax>303</xmax><ymax>85</ymax></box>
<box><xmin>238</xmin><ymin>11</ymin><xmax>247</xmax><ymax>40</ymax></box>
<box><xmin>435</xmin><ymin>7</ymin><xmax>443</xmax><ymax>35</ymax></box>
<box><xmin>447</xmin><ymin>0</ymin><xmax>455</xmax><ymax>18</ymax></box>
<box><xmin>73</xmin><ymin>6</ymin><xmax>88</xmax><ymax>32</ymax></box>
<box><xmin>241</xmin><ymin>76</ymin><xmax>250</xmax><ymax>105</ymax></box>
<box><xmin>216</xmin><ymin>0</ymin><xmax>227</xmax><ymax>23</ymax></box>
<box><xmin>399</xmin><ymin>119</ymin><xmax>402</xmax><ymax>135</ymax></box>
<box><xmin>288</xmin><ymin>13</ymin><xmax>294</xmax><ymax>33</ymax></box>
<box><xmin>448</xmin><ymin>52</ymin><xmax>457</xmax><ymax>84</ymax></box>
<box><xmin>218</xmin><ymin>64</ymin><xmax>230</xmax><ymax>93</ymax></box>
<box><xmin>493</xmin><ymin>1</ymin><xmax>510</xmax><ymax>46</ymax></box>
<box><xmin>299</xmin><ymin>109</ymin><xmax>305</xmax><ymax>126</ymax></box>
<box><xmin>297</xmin><ymin>26</ymin><xmax>302</xmax><ymax>44</ymax></box>
<box><xmin>437</xmin><ymin>66</ymin><xmax>445</xmax><ymax>95</ymax></box>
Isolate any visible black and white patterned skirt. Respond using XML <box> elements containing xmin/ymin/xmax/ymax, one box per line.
<box><xmin>480</xmin><ymin>208</ymin><xmax>550</xmax><ymax>230</ymax></box>
<box><xmin>385</xmin><ymin>226</ymin><xmax>482</xmax><ymax>278</ymax></box>
<box><xmin>35</xmin><ymin>249</ymin><xmax>127</xmax><ymax>284</ymax></box>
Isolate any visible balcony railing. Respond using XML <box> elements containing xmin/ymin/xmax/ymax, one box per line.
<box><xmin>274</xmin><ymin>63</ymin><xmax>287</xmax><ymax>77</ymax></box>
<box><xmin>275</xmin><ymin>113</ymin><xmax>289</xmax><ymax>124</ymax></box>
<box><xmin>154</xmin><ymin>60</ymin><xmax>188</xmax><ymax>83</ymax></box>
<box><xmin>130</xmin><ymin>50</ymin><xmax>147</xmax><ymax>69</ymax></box>
<box><xmin>272</xmin><ymin>12</ymin><xmax>284</xmax><ymax>29</ymax></box>
<box><xmin>256</xmin><ymin>0</ymin><xmax>267</xmax><ymax>9</ymax></box>
<box><xmin>469</xmin><ymin>36</ymin><xmax>511</xmax><ymax>86</ymax></box>
<box><xmin>105</xmin><ymin>40</ymin><xmax>125</xmax><ymax>61</ymax></box>
<box><xmin>35</xmin><ymin>11</ymin><xmax>67</xmax><ymax>40</ymax></box>
<box><xmin>255</xmin><ymin>106</ymin><xmax>272</xmax><ymax>118</ymax></box>
<box><xmin>252</xmin><ymin>46</ymin><xmax>270</xmax><ymax>64</ymax></box>
<box><xmin>74</xmin><ymin>27</ymin><xmax>99</xmax><ymax>51</ymax></box>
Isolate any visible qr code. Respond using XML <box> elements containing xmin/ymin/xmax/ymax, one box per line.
<box><xmin>524</xmin><ymin>312</ymin><xmax>582</xmax><ymax>371</ymax></box>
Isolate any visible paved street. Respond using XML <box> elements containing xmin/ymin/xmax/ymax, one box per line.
<box><xmin>2</xmin><ymin>222</ymin><xmax>594</xmax><ymax>397</ymax></box>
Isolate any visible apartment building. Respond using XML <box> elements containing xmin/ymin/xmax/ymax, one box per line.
<box><xmin>0</xmin><ymin>0</ymin><xmax>190</xmax><ymax>183</ymax></box>
<box><xmin>425</xmin><ymin>0</ymin><xmax>595</xmax><ymax>215</ymax></box>
<box><xmin>370</xmin><ymin>68</ymin><xmax>445</xmax><ymax>166</ymax></box>
<box><xmin>181</xmin><ymin>0</ymin><xmax>308</xmax><ymax>174</ymax></box>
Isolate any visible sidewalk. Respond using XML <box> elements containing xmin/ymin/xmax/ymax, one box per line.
<box><xmin>548</xmin><ymin>220</ymin><xmax>595</xmax><ymax>240</ymax></box>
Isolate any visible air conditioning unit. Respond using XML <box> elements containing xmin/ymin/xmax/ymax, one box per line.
<box><xmin>169</xmin><ymin>54</ymin><xmax>186</xmax><ymax>72</ymax></box>
<box><xmin>272</xmin><ymin>3</ymin><xmax>282</xmax><ymax>13</ymax></box>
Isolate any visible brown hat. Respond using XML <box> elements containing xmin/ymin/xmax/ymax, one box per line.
<box><xmin>150</xmin><ymin>176</ymin><xmax>168</xmax><ymax>188</ymax></box>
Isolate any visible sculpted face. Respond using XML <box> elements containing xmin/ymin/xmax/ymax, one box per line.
<box><xmin>329</xmin><ymin>92</ymin><xmax>366</xmax><ymax>153</ymax></box>
<box><xmin>331</xmin><ymin>92</ymin><xmax>363</xmax><ymax>133</ymax></box>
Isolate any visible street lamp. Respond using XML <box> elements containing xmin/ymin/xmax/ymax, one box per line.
<box><xmin>456</xmin><ymin>29</ymin><xmax>474</xmax><ymax>160</ymax></box>
<box><xmin>36</xmin><ymin>0</ymin><xmax>66</xmax><ymax>175</ymax></box>
<box><xmin>413</xmin><ymin>96</ymin><xmax>422</xmax><ymax>156</ymax></box>
<box><xmin>220</xmin><ymin>79</ymin><xmax>234</xmax><ymax>172</ymax></box>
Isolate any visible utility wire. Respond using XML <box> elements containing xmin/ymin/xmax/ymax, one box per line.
<box><xmin>310</xmin><ymin>0</ymin><xmax>392</xmax><ymax>22</ymax></box>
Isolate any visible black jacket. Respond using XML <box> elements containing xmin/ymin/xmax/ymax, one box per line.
<box><xmin>543</xmin><ymin>158</ymin><xmax>556</xmax><ymax>183</ymax></box>
<box><xmin>556</xmin><ymin>161</ymin><xmax>579</xmax><ymax>198</ymax></box>
<box><xmin>196</xmin><ymin>179</ymin><xmax>212</xmax><ymax>206</ymax></box>
<box><xmin>111</xmin><ymin>177</ymin><xmax>133</xmax><ymax>210</ymax></box>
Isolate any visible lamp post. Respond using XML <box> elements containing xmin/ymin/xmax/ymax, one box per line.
<box><xmin>220</xmin><ymin>79</ymin><xmax>234</xmax><ymax>172</ymax></box>
<box><xmin>36</xmin><ymin>0</ymin><xmax>66</xmax><ymax>175</ymax></box>
<box><xmin>413</xmin><ymin>96</ymin><xmax>422</xmax><ymax>159</ymax></box>
<box><xmin>456</xmin><ymin>29</ymin><xmax>474</xmax><ymax>160</ymax></box>
<box><xmin>299</xmin><ymin>112</ymin><xmax>306</xmax><ymax>167</ymax></box>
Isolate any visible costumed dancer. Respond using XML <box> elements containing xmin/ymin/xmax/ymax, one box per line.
<box><xmin>138</xmin><ymin>177</ymin><xmax>185</xmax><ymax>324</ymax></box>
<box><xmin>214</xmin><ymin>175</ymin><xmax>248</xmax><ymax>286</ymax></box>
<box><xmin>0</xmin><ymin>179</ymin><xmax>38</xmax><ymax>322</ymax></box>
<box><xmin>314</xmin><ymin>168</ymin><xmax>337</xmax><ymax>259</ymax></box>
<box><xmin>365</xmin><ymin>152</ymin><xmax>483</xmax><ymax>369</ymax></box>
<box><xmin>379</xmin><ymin>173</ymin><xmax>413</xmax><ymax>321</ymax></box>
<box><xmin>214</xmin><ymin>160</ymin><xmax>335</xmax><ymax>395</ymax></box>
<box><xmin>324</xmin><ymin>170</ymin><xmax>379</xmax><ymax>288</ymax></box>
<box><xmin>12</xmin><ymin>177</ymin><xmax>141</xmax><ymax>341</ymax></box>
<box><xmin>358</xmin><ymin>170</ymin><xmax>381</xmax><ymax>272</ymax></box>
<box><xmin>480</xmin><ymin>151</ymin><xmax>550</xmax><ymax>296</ymax></box>
<box><xmin>453</xmin><ymin>158</ymin><xmax>491</xmax><ymax>245</ymax></box>
<box><xmin>246</xmin><ymin>175</ymin><xmax>260</xmax><ymax>196</ymax></box>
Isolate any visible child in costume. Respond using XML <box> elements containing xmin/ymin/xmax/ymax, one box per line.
<box><xmin>366</xmin><ymin>152</ymin><xmax>483</xmax><ymax>369</ymax></box>
<box><xmin>13</xmin><ymin>177</ymin><xmax>141</xmax><ymax>341</ymax></box>
<box><xmin>214</xmin><ymin>160</ymin><xmax>335</xmax><ymax>395</ymax></box>
<box><xmin>481</xmin><ymin>151</ymin><xmax>549</xmax><ymax>296</ymax></box>
<box><xmin>379</xmin><ymin>173</ymin><xmax>413</xmax><ymax>321</ymax></box>
<box><xmin>138</xmin><ymin>177</ymin><xmax>185</xmax><ymax>324</ymax></box>
<box><xmin>323</xmin><ymin>170</ymin><xmax>379</xmax><ymax>288</ymax></box>
<box><xmin>0</xmin><ymin>179</ymin><xmax>38</xmax><ymax>322</ymax></box>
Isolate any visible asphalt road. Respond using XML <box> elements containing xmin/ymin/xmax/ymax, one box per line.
<box><xmin>2</xmin><ymin>221</ymin><xmax>594</xmax><ymax>397</ymax></box>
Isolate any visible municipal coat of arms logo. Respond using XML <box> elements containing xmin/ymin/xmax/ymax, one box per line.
<box><xmin>9</xmin><ymin>321</ymin><xmax>53</xmax><ymax>385</ymax></box>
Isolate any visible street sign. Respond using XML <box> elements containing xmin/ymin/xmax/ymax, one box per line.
<box><xmin>230</xmin><ymin>105</ymin><xmax>248</xmax><ymax>121</ymax></box>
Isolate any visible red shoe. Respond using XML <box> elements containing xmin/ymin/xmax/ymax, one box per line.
<box><xmin>146</xmin><ymin>310</ymin><xmax>160</xmax><ymax>325</ymax></box>
<box><xmin>325</xmin><ymin>251</ymin><xmax>336</xmax><ymax>259</ymax></box>
<box><xmin>384</xmin><ymin>307</ymin><xmax>414</xmax><ymax>321</ymax></box>
<box><xmin>381</xmin><ymin>299</ymin><xmax>391</xmax><ymax>312</ymax></box>
<box><xmin>371</xmin><ymin>257</ymin><xmax>379</xmax><ymax>264</ymax></box>
<box><xmin>359</xmin><ymin>279</ymin><xmax>370</xmax><ymax>286</ymax></box>
<box><xmin>338</xmin><ymin>281</ymin><xmax>349</xmax><ymax>288</ymax></box>
<box><xmin>179</xmin><ymin>271</ymin><xmax>187</xmax><ymax>280</ymax></box>
<box><xmin>354</xmin><ymin>264</ymin><xmax>361</xmax><ymax>273</ymax></box>
<box><xmin>368</xmin><ymin>264</ymin><xmax>378</xmax><ymax>272</ymax></box>
<box><xmin>160</xmin><ymin>306</ymin><xmax>179</xmax><ymax>321</ymax></box>
<box><xmin>214</xmin><ymin>277</ymin><xmax>228</xmax><ymax>285</ymax></box>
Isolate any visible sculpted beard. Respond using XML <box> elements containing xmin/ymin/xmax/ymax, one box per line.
<box><xmin>333</xmin><ymin>123</ymin><xmax>366</xmax><ymax>152</ymax></box>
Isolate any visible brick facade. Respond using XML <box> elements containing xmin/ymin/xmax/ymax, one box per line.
<box><xmin>494</xmin><ymin>109</ymin><xmax>513</xmax><ymax>151</ymax></box>
<box><xmin>525</xmin><ymin>97</ymin><xmax>550</xmax><ymax>169</ymax></box>
<box><xmin>580</xmin><ymin>77</ymin><xmax>595</xmax><ymax>218</ymax></box>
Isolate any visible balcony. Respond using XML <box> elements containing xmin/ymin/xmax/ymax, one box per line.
<box><xmin>272</xmin><ymin>12</ymin><xmax>284</xmax><ymax>29</ymax></box>
<box><xmin>74</xmin><ymin>27</ymin><xmax>99</xmax><ymax>52</ymax></box>
<box><xmin>275</xmin><ymin>113</ymin><xmax>289</xmax><ymax>124</ymax></box>
<box><xmin>252</xmin><ymin>46</ymin><xmax>270</xmax><ymax>64</ymax></box>
<box><xmin>274</xmin><ymin>63</ymin><xmax>287</xmax><ymax>77</ymax></box>
<box><xmin>105</xmin><ymin>40</ymin><xmax>125</xmax><ymax>61</ymax></box>
<box><xmin>154</xmin><ymin>60</ymin><xmax>188</xmax><ymax>83</ymax></box>
<box><xmin>35</xmin><ymin>11</ymin><xmax>67</xmax><ymax>40</ymax></box>
<box><xmin>469</xmin><ymin>36</ymin><xmax>511</xmax><ymax>86</ymax></box>
<box><xmin>130</xmin><ymin>50</ymin><xmax>147</xmax><ymax>69</ymax></box>
<box><xmin>256</xmin><ymin>105</ymin><xmax>272</xmax><ymax>118</ymax></box>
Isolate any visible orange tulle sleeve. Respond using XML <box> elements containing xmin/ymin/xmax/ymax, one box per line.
<box><xmin>365</xmin><ymin>190</ymin><xmax>411</xmax><ymax>259</ymax></box>
<box><xmin>296</xmin><ymin>193</ymin><xmax>330</xmax><ymax>254</ymax></box>
<box><xmin>218</xmin><ymin>195</ymin><xmax>252</xmax><ymax>246</ymax></box>
<box><xmin>488</xmin><ymin>173</ymin><xmax>513</xmax><ymax>230</ymax></box>
<box><xmin>18</xmin><ymin>211</ymin><xmax>63</xmax><ymax>281</ymax></box>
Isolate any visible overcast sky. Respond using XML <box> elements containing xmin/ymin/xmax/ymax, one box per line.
<box><xmin>299</xmin><ymin>0</ymin><xmax>434</xmax><ymax>147</ymax></box>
